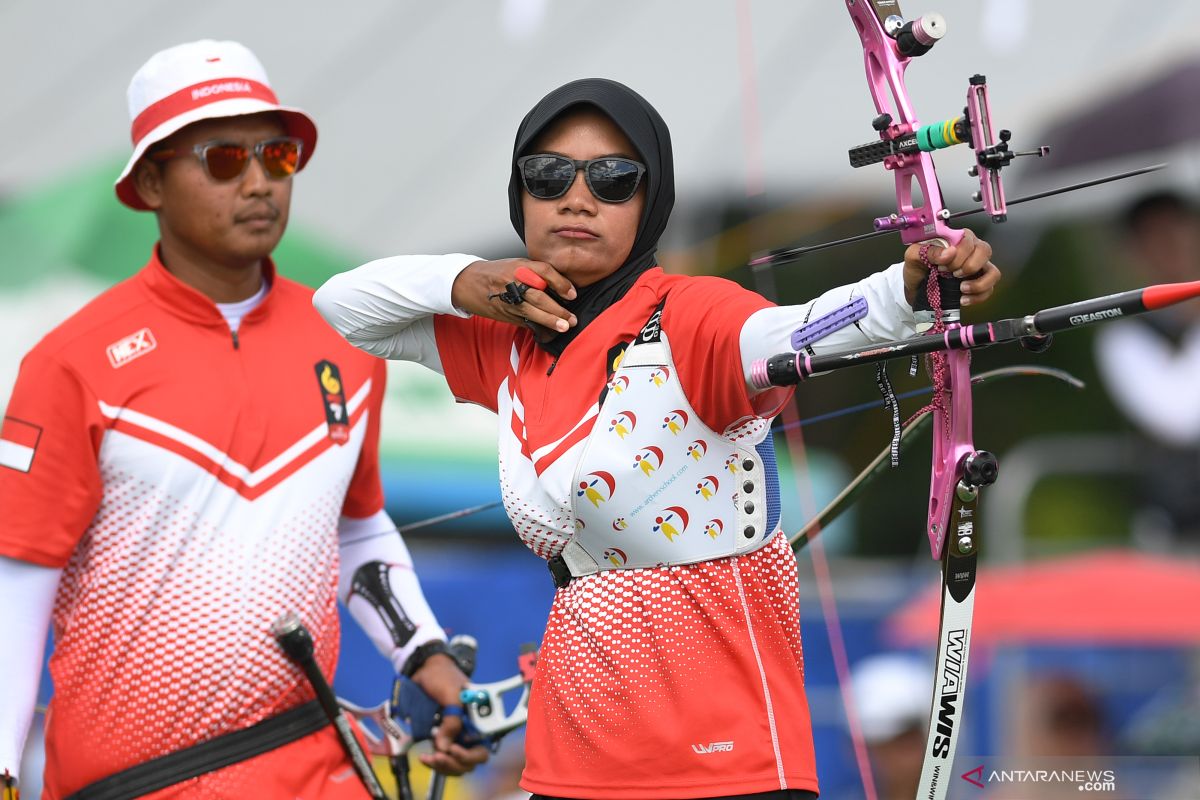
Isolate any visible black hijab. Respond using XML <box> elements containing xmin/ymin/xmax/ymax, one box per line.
<box><xmin>508</xmin><ymin>78</ymin><xmax>675</xmax><ymax>357</ymax></box>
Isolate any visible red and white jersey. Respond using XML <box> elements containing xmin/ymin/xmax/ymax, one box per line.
<box><xmin>435</xmin><ymin>269</ymin><xmax>820</xmax><ymax>798</ymax></box>
<box><xmin>0</xmin><ymin>250</ymin><xmax>385</xmax><ymax>798</ymax></box>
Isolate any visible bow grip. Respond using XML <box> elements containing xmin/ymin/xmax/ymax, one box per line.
<box><xmin>910</xmin><ymin>234</ymin><xmax>965</xmax><ymax>323</ymax></box>
<box><xmin>914</xmin><ymin>272</ymin><xmax>963</xmax><ymax>319</ymax></box>
<box><xmin>390</xmin><ymin>675</ymin><xmax>484</xmax><ymax>746</ymax></box>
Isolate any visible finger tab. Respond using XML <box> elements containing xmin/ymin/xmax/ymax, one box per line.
<box><xmin>513</xmin><ymin>265</ymin><xmax>548</xmax><ymax>291</ymax></box>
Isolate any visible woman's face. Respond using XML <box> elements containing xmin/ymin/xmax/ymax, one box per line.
<box><xmin>521</xmin><ymin>108</ymin><xmax>647</xmax><ymax>288</ymax></box>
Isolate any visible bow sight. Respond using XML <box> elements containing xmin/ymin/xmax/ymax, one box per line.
<box><xmin>846</xmin><ymin>0</ymin><xmax>1051</xmax><ymax>244</ymax></box>
<box><xmin>848</xmin><ymin>79</ymin><xmax>1051</xmax><ymax>224</ymax></box>
<box><xmin>750</xmin><ymin>1</ymin><xmax>1171</xmax><ymax>269</ymax></box>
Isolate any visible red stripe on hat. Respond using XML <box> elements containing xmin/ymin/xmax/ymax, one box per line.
<box><xmin>131</xmin><ymin>77</ymin><xmax>279</xmax><ymax>144</ymax></box>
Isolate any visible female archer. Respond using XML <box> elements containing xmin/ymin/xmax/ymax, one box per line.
<box><xmin>315</xmin><ymin>78</ymin><xmax>999</xmax><ymax>799</ymax></box>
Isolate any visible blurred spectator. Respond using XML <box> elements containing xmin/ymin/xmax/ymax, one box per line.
<box><xmin>1008</xmin><ymin>674</ymin><xmax>1110</xmax><ymax>759</ymax></box>
<box><xmin>850</xmin><ymin>653</ymin><xmax>931</xmax><ymax>800</ymax></box>
<box><xmin>998</xmin><ymin>674</ymin><xmax>1115</xmax><ymax>799</ymax></box>
<box><xmin>1094</xmin><ymin>191</ymin><xmax>1200</xmax><ymax>548</ymax></box>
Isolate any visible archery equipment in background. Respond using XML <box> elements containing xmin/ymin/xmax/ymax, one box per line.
<box><xmin>272</xmin><ymin>612</ymin><xmax>387</xmax><ymax>800</ymax></box>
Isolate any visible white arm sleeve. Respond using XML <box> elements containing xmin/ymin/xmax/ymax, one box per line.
<box><xmin>313</xmin><ymin>254</ymin><xmax>482</xmax><ymax>374</ymax></box>
<box><xmin>740</xmin><ymin>263</ymin><xmax>918</xmax><ymax>391</ymax></box>
<box><xmin>0</xmin><ymin>556</ymin><xmax>60</xmax><ymax>778</ymax></box>
<box><xmin>338</xmin><ymin>510</ymin><xmax>447</xmax><ymax>674</ymax></box>
<box><xmin>1094</xmin><ymin>321</ymin><xmax>1200</xmax><ymax>445</ymax></box>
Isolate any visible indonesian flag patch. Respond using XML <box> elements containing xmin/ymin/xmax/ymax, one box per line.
<box><xmin>0</xmin><ymin>416</ymin><xmax>42</xmax><ymax>473</ymax></box>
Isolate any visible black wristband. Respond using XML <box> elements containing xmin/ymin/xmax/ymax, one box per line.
<box><xmin>401</xmin><ymin>639</ymin><xmax>450</xmax><ymax>678</ymax></box>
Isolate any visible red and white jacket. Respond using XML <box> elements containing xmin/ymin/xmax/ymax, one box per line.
<box><xmin>0</xmin><ymin>251</ymin><xmax>440</xmax><ymax>798</ymax></box>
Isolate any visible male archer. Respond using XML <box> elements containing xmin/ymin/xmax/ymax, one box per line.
<box><xmin>0</xmin><ymin>40</ymin><xmax>486</xmax><ymax>797</ymax></box>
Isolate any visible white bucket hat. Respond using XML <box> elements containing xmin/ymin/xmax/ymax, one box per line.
<box><xmin>115</xmin><ymin>39</ymin><xmax>317</xmax><ymax>210</ymax></box>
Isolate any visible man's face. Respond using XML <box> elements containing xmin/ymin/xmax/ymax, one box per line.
<box><xmin>1131</xmin><ymin>208</ymin><xmax>1200</xmax><ymax>285</ymax></box>
<box><xmin>134</xmin><ymin>112</ymin><xmax>292</xmax><ymax>269</ymax></box>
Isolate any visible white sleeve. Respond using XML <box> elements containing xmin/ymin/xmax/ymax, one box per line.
<box><xmin>313</xmin><ymin>254</ymin><xmax>482</xmax><ymax>374</ymax></box>
<box><xmin>740</xmin><ymin>263</ymin><xmax>918</xmax><ymax>390</ymax></box>
<box><xmin>337</xmin><ymin>510</ymin><xmax>447</xmax><ymax>674</ymax></box>
<box><xmin>0</xmin><ymin>556</ymin><xmax>60</xmax><ymax>778</ymax></box>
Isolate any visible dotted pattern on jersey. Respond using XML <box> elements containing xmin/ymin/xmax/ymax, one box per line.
<box><xmin>49</xmin><ymin>465</ymin><xmax>346</xmax><ymax>774</ymax></box>
<box><xmin>495</xmin><ymin>363</ymin><xmax>580</xmax><ymax>560</ymax></box>
<box><xmin>499</xmin><ymin>458</ymin><xmax>572</xmax><ymax>559</ymax></box>
<box><xmin>724</xmin><ymin>415</ymin><xmax>771</xmax><ymax>442</ymax></box>
<box><xmin>736</xmin><ymin>530</ymin><xmax>805</xmax><ymax>678</ymax></box>
<box><xmin>526</xmin><ymin>532</ymin><xmax>806</xmax><ymax>788</ymax></box>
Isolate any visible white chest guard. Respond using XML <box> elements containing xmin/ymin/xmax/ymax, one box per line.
<box><xmin>556</xmin><ymin>301</ymin><xmax>781</xmax><ymax>579</ymax></box>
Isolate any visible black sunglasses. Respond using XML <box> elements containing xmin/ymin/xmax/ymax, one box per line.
<box><xmin>517</xmin><ymin>154</ymin><xmax>646</xmax><ymax>203</ymax></box>
<box><xmin>149</xmin><ymin>137</ymin><xmax>303</xmax><ymax>182</ymax></box>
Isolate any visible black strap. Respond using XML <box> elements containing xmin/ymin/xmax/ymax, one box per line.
<box><xmin>875</xmin><ymin>362</ymin><xmax>903</xmax><ymax>467</ymax></box>
<box><xmin>547</xmin><ymin>555</ymin><xmax>573</xmax><ymax>588</ymax></box>
<box><xmin>634</xmin><ymin>298</ymin><xmax>667</xmax><ymax>345</ymax></box>
<box><xmin>65</xmin><ymin>700</ymin><xmax>328</xmax><ymax>800</ymax></box>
